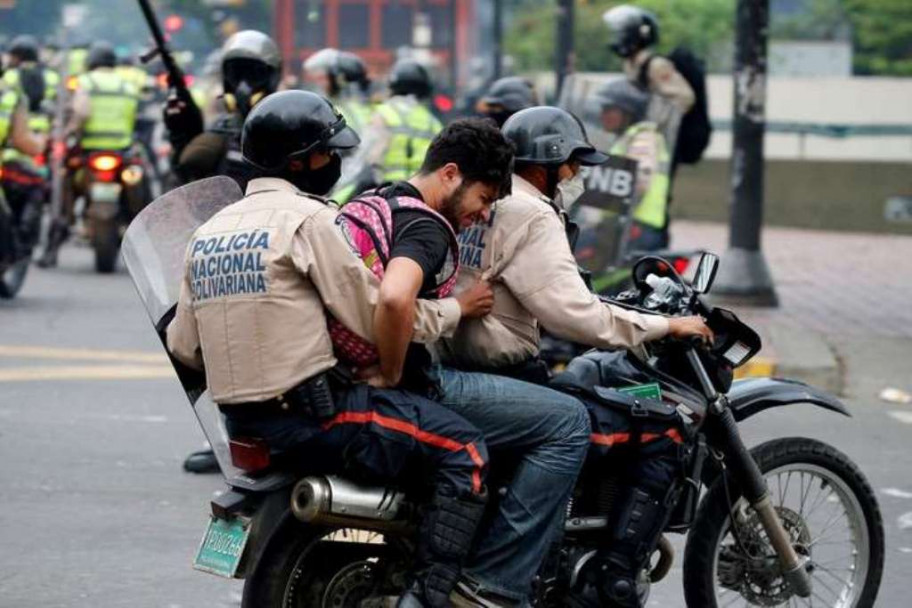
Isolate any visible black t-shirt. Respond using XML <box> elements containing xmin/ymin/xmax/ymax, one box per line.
<box><xmin>377</xmin><ymin>182</ymin><xmax>452</xmax><ymax>295</ymax></box>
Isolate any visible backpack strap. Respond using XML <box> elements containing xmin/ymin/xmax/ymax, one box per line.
<box><xmin>637</xmin><ymin>54</ymin><xmax>657</xmax><ymax>89</ymax></box>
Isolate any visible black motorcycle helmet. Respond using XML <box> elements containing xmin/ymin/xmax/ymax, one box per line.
<box><xmin>388</xmin><ymin>58</ymin><xmax>432</xmax><ymax>98</ymax></box>
<box><xmin>87</xmin><ymin>41</ymin><xmax>117</xmax><ymax>70</ymax></box>
<box><xmin>242</xmin><ymin>90</ymin><xmax>360</xmax><ymax>174</ymax></box>
<box><xmin>9</xmin><ymin>35</ymin><xmax>40</xmax><ymax>63</ymax></box>
<box><xmin>221</xmin><ymin>30</ymin><xmax>282</xmax><ymax>117</ymax></box>
<box><xmin>602</xmin><ymin>5</ymin><xmax>659</xmax><ymax>58</ymax></box>
<box><xmin>478</xmin><ymin>76</ymin><xmax>539</xmax><ymax>126</ymax></box>
<box><xmin>595</xmin><ymin>78</ymin><xmax>649</xmax><ymax>123</ymax></box>
<box><xmin>502</xmin><ymin>106</ymin><xmax>607</xmax><ymax>167</ymax></box>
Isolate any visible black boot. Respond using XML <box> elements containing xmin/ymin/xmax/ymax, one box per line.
<box><xmin>37</xmin><ymin>220</ymin><xmax>69</xmax><ymax>269</ymax></box>
<box><xmin>183</xmin><ymin>448</ymin><xmax>220</xmax><ymax>474</ymax></box>
<box><xmin>399</xmin><ymin>488</ymin><xmax>487</xmax><ymax>608</ymax></box>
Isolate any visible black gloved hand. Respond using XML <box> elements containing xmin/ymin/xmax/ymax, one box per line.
<box><xmin>162</xmin><ymin>86</ymin><xmax>204</xmax><ymax>143</ymax></box>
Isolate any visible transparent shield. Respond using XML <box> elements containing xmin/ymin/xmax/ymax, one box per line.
<box><xmin>121</xmin><ymin>176</ymin><xmax>245</xmax><ymax>479</ymax></box>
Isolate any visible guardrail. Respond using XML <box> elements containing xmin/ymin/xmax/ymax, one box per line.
<box><xmin>712</xmin><ymin>120</ymin><xmax>912</xmax><ymax>138</ymax></box>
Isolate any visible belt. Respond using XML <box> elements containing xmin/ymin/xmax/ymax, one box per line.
<box><xmin>219</xmin><ymin>367</ymin><xmax>352</xmax><ymax>418</ymax></box>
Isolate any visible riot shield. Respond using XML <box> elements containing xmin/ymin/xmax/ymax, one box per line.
<box><xmin>570</xmin><ymin>154</ymin><xmax>640</xmax><ymax>294</ymax></box>
<box><xmin>121</xmin><ymin>176</ymin><xmax>245</xmax><ymax>479</ymax></box>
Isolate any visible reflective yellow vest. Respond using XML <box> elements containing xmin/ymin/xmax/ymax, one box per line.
<box><xmin>611</xmin><ymin>122</ymin><xmax>670</xmax><ymax>229</ymax></box>
<box><xmin>68</xmin><ymin>48</ymin><xmax>89</xmax><ymax>77</ymax></box>
<box><xmin>375</xmin><ymin>97</ymin><xmax>442</xmax><ymax>182</ymax></box>
<box><xmin>77</xmin><ymin>70</ymin><xmax>138</xmax><ymax>151</ymax></box>
<box><xmin>1</xmin><ymin>67</ymin><xmax>59</xmax><ymax>169</ymax></box>
<box><xmin>0</xmin><ymin>84</ymin><xmax>20</xmax><ymax>151</ymax></box>
<box><xmin>114</xmin><ymin>65</ymin><xmax>149</xmax><ymax>96</ymax></box>
<box><xmin>335</xmin><ymin>98</ymin><xmax>374</xmax><ymax>138</ymax></box>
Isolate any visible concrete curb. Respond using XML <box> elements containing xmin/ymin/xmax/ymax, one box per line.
<box><xmin>734</xmin><ymin>322</ymin><xmax>843</xmax><ymax>396</ymax></box>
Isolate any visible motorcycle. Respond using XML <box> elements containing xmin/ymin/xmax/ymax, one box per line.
<box><xmin>0</xmin><ymin>154</ymin><xmax>48</xmax><ymax>298</ymax></box>
<box><xmin>123</xmin><ymin>177</ymin><xmax>884</xmax><ymax>608</ymax></box>
<box><xmin>72</xmin><ymin>144</ymin><xmax>151</xmax><ymax>273</ymax></box>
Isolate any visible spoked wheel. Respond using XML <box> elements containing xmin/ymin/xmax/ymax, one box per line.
<box><xmin>243</xmin><ymin>526</ymin><xmax>407</xmax><ymax>608</ymax></box>
<box><xmin>683</xmin><ymin>438</ymin><xmax>884</xmax><ymax>608</ymax></box>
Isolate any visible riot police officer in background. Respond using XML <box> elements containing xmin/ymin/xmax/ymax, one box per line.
<box><xmin>475</xmin><ymin>76</ymin><xmax>538</xmax><ymax>127</ymax></box>
<box><xmin>602</xmin><ymin>5</ymin><xmax>694</xmax><ymax>154</ymax></box>
<box><xmin>162</xmin><ymin>30</ymin><xmax>281</xmax><ymax>472</ymax></box>
<box><xmin>303</xmin><ymin>48</ymin><xmax>374</xmax><ymax>135</ymax></box>
<box><xmin>2</xmin><ymin>36</ymin><xmax>58</xmax><ymax>262</ymax></box>
<box><xmin>168</xmin><ymin>90</ymin><xmax>492</xmax><ymax>608</ymax></box>
<box><xmin>357</xmin><ymin>58</ymin><xmax>442</xmax><ymax>186</ymax></box>
<box><xmin>164</xmin><ymin>30</ymin><xmax>281</xmax><ymax>191</ymax></box>
<box><xmin>39</xmin><ymin>41</ymin><xmax>139</xmax><ymax>268</ymax></box>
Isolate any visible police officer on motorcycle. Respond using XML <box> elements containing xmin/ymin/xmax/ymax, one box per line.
<box><xmin>0</xmin><ymin>47</ymin><xmax>47</xmax><ymax>286</ymax></box>
<box><xmin>167</xmin><ymin>89</ymin><xmax>494</xmax><ymax>608</ymax></box>
<box><xmin>165</xmin><ymin>29</ymin><xmax>281</xmax><ymax>191</ymax></box>
<box><xmin>1</xmin><ymin>36</ymin><xmax>58</xmax><ymax>265</ymax></box>
<box><xmin>163</xmin><ymin>30</ymin><xmax>282</xmax><ymax>472</ymax></box>
<box><xmin>39</xmin><ymin>40</ymin><xmax>139</xmax><ymax>268</ymax></box>
<box><xmin>358</xmin><ymin>58</ymin><xmax>442</xmax><ymax>186</ymax></box>
<box><xmin>475</xmin><ymin>76</ymin><xmax>538</xmax><ymax>127</ymax></box>
<box><xmin>439</xmin><ymin>107</ymin><xmax>712</xmax><ymax>607</ymax></box>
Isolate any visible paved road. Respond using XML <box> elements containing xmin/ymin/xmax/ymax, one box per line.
<box><xmin>1</xmin><ymin>228</ymin><xmax>910</xmax><ymax>607</ymax></box>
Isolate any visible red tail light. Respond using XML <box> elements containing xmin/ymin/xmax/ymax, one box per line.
<box><xmin>33</xmin><ymin>154</ymin><xmax>47</xmax><ymax>167</ymax></box>
<box><xmin>434</xmin><ymin>94</ymin><xmax>454</xmax><ymax>114</ymax></box>
<box><xmin>229</xmin><ymin>437</ymin><xmax>271</xmax><ymax>472</ymax></box>
<box><xmin>672</xmin><ymin>256</ymin><xmax>691</xmax><ymax>276</ymax></box>
<box><xmin>89</xmin><ymin>154</ymin><xmax>122</xmax><ymax>172</ymax></box>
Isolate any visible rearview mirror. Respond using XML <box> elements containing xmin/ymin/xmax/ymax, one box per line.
<box><xmin>692</xmin><ymin>252</ymin><xmax>720</xmax><ymax>294</ymax></box>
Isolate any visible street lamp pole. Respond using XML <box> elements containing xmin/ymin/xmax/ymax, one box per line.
<box><xmin>713</xmin><ymin>0</ymin><xmax>778</xmax><ymax>306</ymax></box>
<box><xmin>492</xmin><ymin>0</ymin><xmax>503</xmax><ymax>80</ymax></box>
<box><xmin>554</xmin><ymin>0</ymin><xmax>574</xmax><ymax>101</ymax></box>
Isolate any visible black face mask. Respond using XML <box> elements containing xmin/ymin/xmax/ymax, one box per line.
<box><xmin>287</xmin><ymin>152</ymin><xmax>342</xmax><ymax>196</ymax></box>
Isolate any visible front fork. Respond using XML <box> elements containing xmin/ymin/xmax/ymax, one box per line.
<box><xmin>685</xmin><ymin>349</ymin><xmax>812</xmax><ymax>598</ymax></box>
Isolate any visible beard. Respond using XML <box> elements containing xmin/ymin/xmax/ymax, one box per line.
<box><xmin>438</xmin><ymin>182</ymin><xmax>469</xmax><ymax>232</ymax></box>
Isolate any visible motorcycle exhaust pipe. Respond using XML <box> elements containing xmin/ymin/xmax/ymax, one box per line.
<box><xmin>291</xmin><ymin>475</ymin><xmax>411</xmax><ymax>532</ymax></box>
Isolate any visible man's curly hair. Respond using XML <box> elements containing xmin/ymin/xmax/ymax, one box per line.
<box><xmin>420</xmin><ymin>118</ymin><xmax>515</xmax><ymax>199</ymax></box>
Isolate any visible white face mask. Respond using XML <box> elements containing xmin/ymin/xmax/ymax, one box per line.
<box><xmin>553</xmin><ymin>171</ymin><xmax>586</xmax><ymax>211</ymax></box>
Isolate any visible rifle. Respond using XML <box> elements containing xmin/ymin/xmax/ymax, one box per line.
<box><xmin>135</xmin><ymin>0</ymin><xmax>203</xmax><ymax>152</ymax></box>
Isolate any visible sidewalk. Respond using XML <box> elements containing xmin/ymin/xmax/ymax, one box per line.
<box><xmin>671</xmin><ymin>221</ymin><xmax>912</xmax><ymax>392</ymax></box>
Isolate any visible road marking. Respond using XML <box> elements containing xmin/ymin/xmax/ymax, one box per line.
<box><xmin>884</xmin><ymin>488</ymin><xmax>912</xmax><ymax>499</ymax></box>
<box><xmin>900</xmin><ymin>547</ymin><xmax>912</xmax><ymax>554</ymax></box>
<box><xmin>900</xmin><ymin>512</ymin><xmax>912</xmax><ymax>530</ymax></box>
<box><xmin>0</xmin><ymin>365</ymin><xmax>174</xmax><ymax>382</ymax></box>
<box><xmin>888</xmin><ymin>411</ymin><xmax>912</xmax><ymax>424</ymax></box>
<box><xmin>0</xmin><ymin>345</ymin><xmax>168</xmax><ymax>364</ymax></box>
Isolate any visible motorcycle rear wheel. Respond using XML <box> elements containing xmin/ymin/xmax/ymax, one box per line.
<box><xmin>242</xmin><ymin>525</ymin><xmax>406</xmax><ymax>608</ymax></box>
<box><xmin>93</xmin><ymin>218</ymin><xmax>120</xmax><ymax>274</ymax></box>
<box><xmin>683</xmin><ymin>437</ymin><xmax>884</xmax><ymax>608</ymax></box>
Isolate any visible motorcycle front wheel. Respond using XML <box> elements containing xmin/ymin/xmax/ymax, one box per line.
<box><xmin>242</xmin><ymin>524</ymin><xmax>407</xmax><ymax>608</ymax></box>
<box><xmin>683</xmin><ymin>437</ymin><xmax>884</xmax><ymax>608</ymax></box>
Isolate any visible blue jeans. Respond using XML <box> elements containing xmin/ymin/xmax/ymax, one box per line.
<box><xmin>434</xmin><ymin>367</ymin><xmax>591</xmax><ymax>602</ymax></box>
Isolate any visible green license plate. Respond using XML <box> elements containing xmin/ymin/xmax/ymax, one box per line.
<box><xmin>193</xmin><ymin>516</ymin><xmax>250</xmax><ymax>578</ymax></box>
<box><xmin>619</xmin><ymin>382</ymin><xmax>662</xmax><ymax>400</ymax></box>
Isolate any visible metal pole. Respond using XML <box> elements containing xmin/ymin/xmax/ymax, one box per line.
<box><xmin>713</xmin><ymin>0</ymin><xmax>778</xmax><ymax>306</ymax></box>
<box><xmin>492</xmin><ymin>0</ymin><xmax>503</xmax><ymax>80</ymax></box>
<box><xmin>554</xmin><ymin>0</ymin><xmax>574</xmax><ymax>102</ymax></box>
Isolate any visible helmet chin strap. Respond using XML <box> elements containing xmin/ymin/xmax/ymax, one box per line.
<box><xmin>545</xmin><ymin>164</ymin><xmax>562</xmax><ymax>200</ymax></box>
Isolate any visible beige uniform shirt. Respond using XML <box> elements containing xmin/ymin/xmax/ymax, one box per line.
<box><xmin>167</xmin><ymin>178</ymin><xmax>461</xmax><ymax>404</ymax></box>
<box><xmin>625</xmin><ymin>50</ymin><xmax>694</xmax><ymax>154</ymax></box>
<box><xmin>439</xmin><ymin>175</ymin><xmax>669</xmax><ymax>369</ymax></box>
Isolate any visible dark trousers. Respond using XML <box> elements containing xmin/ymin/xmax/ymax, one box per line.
<box><xmin>224</xmin><ymin>383</ymin><xmax>488</xmax><ymax>498</ymax></box>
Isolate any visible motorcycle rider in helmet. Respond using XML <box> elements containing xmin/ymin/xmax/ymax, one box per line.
<box><xmin>0</xmin><ymin>44</ymin><xmax>48</xmax><ymax>271</ymax></box>
<box><xmin>164</xmin><ymin>29</ymin><xmax>281</xmax><ymax>192</ymax></box>
<box><xmin>39</xmin><ymin>40</ymin><xmax>139</xmax><ymax>267</ymax></box>
<box><xmin>162</xmin><ymin>31</ymin><xmax>282</xmax><ymax>471</ymax></box>
<box><xmin>475</xmin><ymin>76</ymin><xmax>538</xmax><ymax>127</ymax></box>
<box><xmin>1</xmin><ymin>35</ymin><xmax>59</xmax><ymax>266</ymax></box>
<box><xmin>439</xmin><ymin>106</ymin><xmax>712</xmax><ymax>607</ymax></box>
<box><xmin>303</xmin><ymin>48</ymin><xmax>376</xmax><ymax>203</ymax></box>
<box><xmin>167</xmin><ymin>89</ymin><xmax>494</xmax><ymax>608</ymax></box>
<box><xmin>602</xmin><ymin>5</ymin><xmax>694</xmax><ymax>150</ymax></box>
<box><xmin>356</xmin><ymin>58</ymin><xmax>442</xmax><ymax>188</ymax></box>
<box><xmin>596</xmin><ymin>78</ymin><xmax>671</xmax><ymax>251</ymax></box>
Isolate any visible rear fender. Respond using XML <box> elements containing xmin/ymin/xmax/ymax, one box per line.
<box><xmin>727</xmin><ymin>377</ymin><xmax>850</xmax><ymax>422</ymax></box>
<box><xmin>233</xmin><ymin>486</ymin><xmax>296</xmax><ymax>580</ymax></box>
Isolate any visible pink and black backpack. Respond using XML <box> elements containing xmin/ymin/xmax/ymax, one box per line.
<box><xmin>329</xmin><ymin>190</ymin><xmax>460</xmax><ymax>366</ymax></box>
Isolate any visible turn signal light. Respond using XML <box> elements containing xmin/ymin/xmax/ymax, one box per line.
<box><xmin>67</xmin><ymin>75</ymin><xmax>79</xmax><ymax>91</ymax></box>
<box><xmin>673</xmin><ymin>256</ymin><xmax>691</xmax><ymax>276</ymax></box>
<box><xmin>89</xmin><ymin>154</ymin><xmax>122</xmax><ymax>172</ymax></box>
<box><xmin>229</xmin><ymin>437</ymin><xmax>270</xmax><ymax>472</ymax></box>
<box><xmin>121</xmin><ymin>165</ymin><xmax>144</xmax><ymax>186</ymax></box>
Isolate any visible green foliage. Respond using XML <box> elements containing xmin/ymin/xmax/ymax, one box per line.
<box><xmin>505</xmin><ymin>0</ymin><xmax>735</xmax><ymax>74</ymax></box>
<box><xmin>844</xmin><ymin>0</ymin><xmax>912</xmax><ymax>76</ymax></box>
